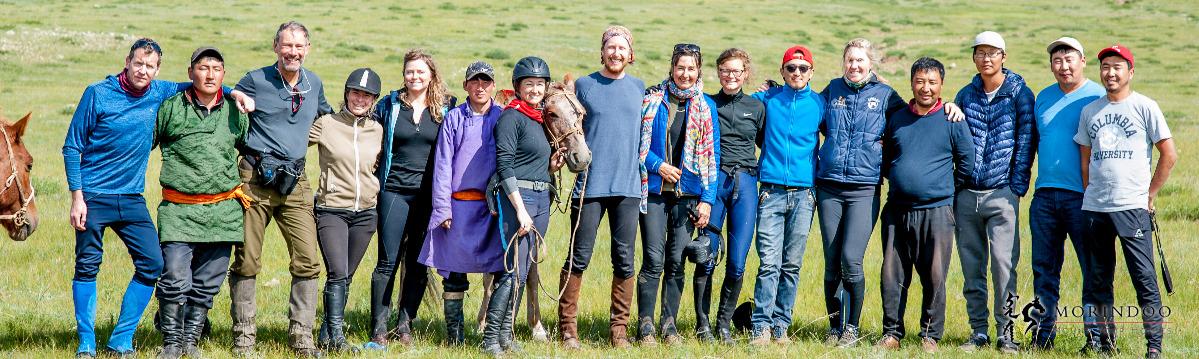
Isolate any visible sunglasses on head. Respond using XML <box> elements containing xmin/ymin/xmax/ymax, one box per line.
<box><xmin>130</xmin><ymin>38</ymin><xmax>163</xmax><ymax>56</ymax></box>
<box><xmin>784</xmin><ymin>64</ymin><xmax>811</xmax><ymax>73</ymax></box>
<box><xmin>673</xmin><ymin>43</ymin><xmax>701</xmax><ymax>56</ymax></box>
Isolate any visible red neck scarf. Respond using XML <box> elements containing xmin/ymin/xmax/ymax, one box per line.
<box><xmin>506</xmin><ymin>98</ymin><xmax>543</xmax><ymax>123</ymax></box>
<box><xmin>907</xmin><ymin>98</ymin><xmax>944</xmax><ymax>116</ymax></box>
<box><xmin>117</xmin><ymin>70</ymin><xmax>149</xmax><ymax>98</ymax></box>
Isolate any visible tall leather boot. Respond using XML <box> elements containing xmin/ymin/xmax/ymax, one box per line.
<box><xmin>156</xmin><ymin>301</ymin><xmax>185</xmax><ymax>359</ymax></box>
<box><xmin>444</xmin><ymin>291</ymin><xmax>466</xmax><ymax>346</ymax></box>
<box><xmin>715</xmin><ymin>275</ymin><xmax>743</xmax><ymax>344</ymax></box>
<box><xmin>557</xmin><ymin>269</ymin><xmax>584</xmax><ymax>349</ymax></box>
<box><xmin>367</xmin><ymin>271</ymin><xmax>392</xmax><ymax>348</ymax></box>
<box><xmin>610</xmin><ymin>276</ymin><xmax>634</xmax><ymax>348</ymax></box>
<box><xmin>500</xmin><ymin>282</ymin><xmax>524</xmax><ymax>353</ymax></box>
<box><xmin>181</xmin><ymin>303</ymin><xmax>208</xmax><ymax>358</ymax></box>
<box><xmin>288</xmin><ymin>277</ymin><xmax>322</xmax><ymax>357</ymax></box>
<box><xmin>228</xmin><ymin>274</ymin><xmax>257</xmax><ymax>356</ymax></box>
<box><xmin>481</xmin><ymin>275</ymin><xmax>514</xmax><ymax>356</ymax></box>
<box><xmin>323</xmin><ymin>281</ymin><xmax>355</xmax><ymax>353</ymax></box>
<box><xmin>693</xmin><ymin>272</ymin><xmax>715</xmax><ymax>342</ymax></box>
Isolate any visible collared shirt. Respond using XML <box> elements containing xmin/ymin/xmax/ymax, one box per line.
<box><xmin>235</xmin><ymin>63</ymin><xmax>332</xmax><ymax>160</ymax></box>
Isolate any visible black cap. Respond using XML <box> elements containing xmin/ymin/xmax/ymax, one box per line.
<box><xmin>345</xmin><ymin>68</ymin><xmax>382</xmax><ymax>96</ymax></box>
<box><xmin>189</xmin><ymin>46</ymin><xmax>223</xmax><ymax>65</ymax></box>
<box><xmin>465</xmin><ymin>61</ymin><xmax>495</xmax><ymax>81</ymax></box>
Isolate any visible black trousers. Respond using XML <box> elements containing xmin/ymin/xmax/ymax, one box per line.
<box><xmin>1081</xmin><ymin>209</ymin><xmax>1164</xmax><ymax>351</ymax></box>
<box><xmin>879</xmin><ymin>204</ymin><xmax>954</xmax><ymax>341</ymax></box>
<box><xmin>370</xmin><ymin>189</ymin><xmax>432</xmax><ymax>336</ymax></box>
<box><xmin>637</xmin><ymin>193</ymin><xmax>698</xmax><ymax>333</ymax></box>
<box><xmin>564</xmin><ymin>196</ymin><xmax>639</xmax><ymax>278</ymax></box>
<box><xmin>157</xmin><ymin>242</ymin><xmax>233</xmax><ymax>308</ymax></box>
<box><xmin>317</xmin><ymin>208</ymin><xmax>377</xmax><ymax>284</ymax></box>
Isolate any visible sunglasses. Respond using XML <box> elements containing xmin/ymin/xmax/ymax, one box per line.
<box><xmin>130</xmin><ymin>38</ymin><xmax>163</xmax><ymax>56</ymax></box>
<box><xmin>673</xmin><ymin>43</ymin><xmax>701</xmax><ymax>56</ymax></box>
<box><xmin>291</xmin><ymin>85</ymin><xmax>304</xmax><ymax>114</ymax></box>
<box><xmin>784</xmin><ymin>64</ymin><xmax>812</xmax><ymax>73</ymax></box>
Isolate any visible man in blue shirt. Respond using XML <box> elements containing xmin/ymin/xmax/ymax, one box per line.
<box><xmin>748</xmin><ymin>45</ymin><xmax>822</xmax><ymax>345</ymax></box>
<box><xmin>62</xmin><ymin>38</ymin><xmax>249</xmax><ymax>359</ymax></box>
<box><xmin>1028</xmin><ymin>37</ymin><xmax>1105</xmax><ymax>350</ymax></box>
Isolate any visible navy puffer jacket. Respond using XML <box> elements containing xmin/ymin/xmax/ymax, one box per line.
<box><xmin>953</xmin><ymin>68</ymin><xmax>1036</xmax><ymax>196</ymax></box>
<box><xmin>817</xmin><ymin>75</ymin><xmax>906</xmax><ymax>185</ymax></box>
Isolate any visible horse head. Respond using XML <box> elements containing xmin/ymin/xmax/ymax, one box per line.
<box><xmin>0</xmin><ymin>112</ymin><xmax>36</xmax><ymax>241</ymax></box>
<box><xmin>542</xmin><ymin>74</ymin><xmax>592</xmax><ymax>173</ymax></box>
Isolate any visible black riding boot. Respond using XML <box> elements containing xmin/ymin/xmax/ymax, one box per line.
<box><xmin>500</xmin><ymin>282</ymin><xmax>523</xmax><ymax>353</ymax></box>
<box><xmin>715</xmin><ymin>275</ymin><xmax>743</xmax><ymax>344</ymax></box>
<box><xmin>157</xmin><ymin>301</ymin><xmax>185</xmax><ymax>359</ymax></box>
<box><xmin>181</xmin><ymin>304</ymin><xmax>208</xmax><ymax>358</ymax></box>
<box><xmin>322</xmin><ymin>281</ymin><xmax>356</xmax><ymax>353</ymax></box>
<box><xmin>693</xmin><ymin>272</ymin><xmax>715</xmax><ymax>342</ymax></box>
<box><xmin>481</xmin><ymin>274</ymin><xmax>514</xmax><ymax>356</ymax></box>
<box><xmin>368</xmin><ymin>273</ymin><xmax>392</xmax><ymax>344</ymax></box>
<box><xmin>444</xmin><ymin>291</ymin><xmax>465</xmax><ymax>346</ymax></box>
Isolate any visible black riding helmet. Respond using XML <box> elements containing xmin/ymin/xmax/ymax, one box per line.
<box><xmin>345</xmin><ymin>67</ymin><xmax>381</xmax><ymax>96</ymax></box>
<box><xmin>511</xmin><ymin>56</ymin><xmax>551</xmax><ymax>89</ymax></box>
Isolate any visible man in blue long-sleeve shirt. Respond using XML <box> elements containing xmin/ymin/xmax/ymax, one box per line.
<box><xmin>61</xmin><ymin>38</ymin><xmax>249</xmax><ymax>358</ymax></box>
<box><xmin>876</xmin><ymin>58</ymin><xmax>973</xmax><ymax>353</ymax></box>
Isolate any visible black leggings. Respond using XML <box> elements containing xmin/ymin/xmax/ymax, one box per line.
<box><xmin>317</xmin><ymin>208</ymin><xmax>377</xmax><ymax>285</ymax></box>
<box><xmin>369</xmin><ymin>189</ymin><xmax>431</xmax><ymax>336</ymax></box>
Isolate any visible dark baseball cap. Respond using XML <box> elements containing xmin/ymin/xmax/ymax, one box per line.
<box><xmin>190</xmin><ymin>46</ymin><xmax>224</xmax><ymax>65</ymax></box>
<box><xmin>465</xmin><ymin>61</ymin><xmax>495</xmax><ymax>81</ymax></box>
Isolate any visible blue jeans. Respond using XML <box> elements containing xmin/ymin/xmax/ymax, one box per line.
<box><xmin>1029</xmin><ymin>188</ymin><xmax>1087</xmax><ymax>345</ymax></box>
<box><xmin>74</xmin><ymin>193</ymin><xmax>163</xmax><ymax>285</ymax></box>
<box><xmin>750</xmin><ymin>185</ymin><xmax>815</xmax><ymax>337</ymax></box>
<box><xmin>706</xmin><ymin>170</ymin><xmax>758</xmax><ymax>279</ymax></box>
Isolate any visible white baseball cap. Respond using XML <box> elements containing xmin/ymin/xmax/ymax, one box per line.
<box><xmin>972</xmin><ymin>31</ymin><xmax>1006</xmax><ymax>50</ymax></box>
<box><xmin>1046</xmin><ymin>37</ymin><xmax>1085</xmax><ymax>57</ymax></box>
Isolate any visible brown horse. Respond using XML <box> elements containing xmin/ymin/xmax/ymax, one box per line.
<box><xmin>0</xmin><ymin>112</ymin><xmax>37</xmax><ymax>241</ymax></box>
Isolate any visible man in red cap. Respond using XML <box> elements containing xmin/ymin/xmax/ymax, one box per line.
<box><xmin>746</xmin><ymin>45</ymin><xmax>823</xmax><ymax>345</ymax></box>
<box><xmin>1074</xmin><ymin>44</ymin><xmax>1175</xmax><ymax>359</ymax></box>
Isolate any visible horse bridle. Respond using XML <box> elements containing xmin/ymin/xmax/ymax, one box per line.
<box><xmin>0</xmin><ymin>125</ymin><xmax>34</xmax><ymax>227</ymax></box>
<box><xmin>542</xmin><ymin>91</ymin><xmax>586</xmax><ymax>151</ymax></box>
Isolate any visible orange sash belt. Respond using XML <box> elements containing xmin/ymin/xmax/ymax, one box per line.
<box><xmin>163</xmin><ymin>184</ymin><xmax>254</xmax><ymax>209</ymax></box>
<box><xmin>451</xmin><ymin>189</ymin><xmax>486</xmax><ymax>201</ymax></box>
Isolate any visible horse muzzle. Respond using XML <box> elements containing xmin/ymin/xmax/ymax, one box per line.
<box><xmin>565</xmin><ymin>148</ymin><xmax>592</xmax><ymax>173</ymax></box>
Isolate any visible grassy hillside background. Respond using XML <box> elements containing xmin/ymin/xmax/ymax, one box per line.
<box><xmin>0</xmin><ymin>0</ymin><xmax>1195</xmax><ymax>357</ymax></box>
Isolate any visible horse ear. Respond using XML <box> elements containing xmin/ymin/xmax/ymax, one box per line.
<box><xmin>12</xmin><ymin>112</ymin><xmax>30</xmax><ymax>140</ymax></box>
<box><xmin>563</xmin><ymin>73</ymin><xmax>575</xmax><ymax>91</ymax></box>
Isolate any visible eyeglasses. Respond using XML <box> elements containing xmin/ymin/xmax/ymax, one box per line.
<box><xmin>673</xmin><ymin>43</ymin><xmax>701</xmax><ymax>56</ymax></box>
<box><xmin>717</xmin><ymin>68</ymin><xmax>746</xmax><ymax>77</ymax></box>
<box><xmin>973</xmin><ymin>51</ymin><xmax>1004</xmax><ymax>60</ymax></box>
<box><xmin>784</xmin><ymin>64</ymin><xmax>812</xmax><ymax>73</ymax></box>
<box><xmin>130</xmin><ymin>38</ymin><xmax>163</xmax><ymax>56</ymax></box>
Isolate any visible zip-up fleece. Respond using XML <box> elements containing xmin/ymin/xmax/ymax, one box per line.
<box><xmin>753</xmin><ymin>84</ymin><xmax>824</xmax><ymax>187</ymax></box>
<box><xmin>309</xmin><ymin>110</ymin><xmax>384</xmax><ymax>210</ymax></box>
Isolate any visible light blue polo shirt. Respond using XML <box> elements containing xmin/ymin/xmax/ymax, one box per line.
<box><xmin>1033</xmin><ymin>79</ymin><xmax>1104</xmax><ymax>193</ymax></box>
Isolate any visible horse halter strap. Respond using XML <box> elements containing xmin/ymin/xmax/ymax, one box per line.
<box><xmin>542</xmin><ymin>91</ymin><xmax>585</xmax><ymax>150</ymax></box>
<box><xmin>0</xmin><ymin>125</ymin><xmax>33</xmax><ymax>227</ymax></box>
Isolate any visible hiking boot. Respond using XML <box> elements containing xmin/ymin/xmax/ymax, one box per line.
<box><xmin>837</xmin><ymin>325</ymin><xmax>860</xmax><ymax>348</ymax></box>
<box><xmin>959</xmin><ymin>333</ymin><xmax>990</xmax><ymax>352</ymax></box>
<box><xmin>638</xmin><ymin>319</ymin><xmax>658</xmax><ymax>346</ymax></box>
<box><xmin>663</xmin><ymin>334</ymin><xmax>683</xmax><ymax>346</ymax></box>
<box><xmin>921</xmin><ymin>337</ymin><xmax>939</xmax><ymax>353</ymax></box>
<box><xmin>823</xmin><ymin>328</ymin><xmax>842</xmax><ymax>346</ymax></box>
<box><xmin>749</xmin><ymin>330</ymin><xmax>771</xmax><ymax>346</ymax></box>
<box><xmin>772</xmin><ymin>328</ymin><xmax>791</xmax><ymax>345</ymax></box>
<box><xmin>876</xmin><ymin>335</ymin><xmax>900</xmax><ymax>350</ymax></box>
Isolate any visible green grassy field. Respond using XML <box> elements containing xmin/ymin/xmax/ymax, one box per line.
<box><xmin>0</xmin><ymin>0</ymin><xmax>1195</xmax><ymax>357</ymax></box>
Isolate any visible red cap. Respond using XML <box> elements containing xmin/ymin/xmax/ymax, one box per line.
<box><xmin>780</xmin><ymin>45</ymin><xmax>814</xmax><ymax>67</ymax></box>
<box><xmin>1097</xmin><ymin>44</ymin><xmax>1134</xmax><ymax>68</ymax></box>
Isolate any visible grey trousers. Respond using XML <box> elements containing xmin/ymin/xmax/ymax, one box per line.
<box><xmin>954</xmin><ymin>188</ymin><xmax>1020</xmax><ymax>339</ymax></box>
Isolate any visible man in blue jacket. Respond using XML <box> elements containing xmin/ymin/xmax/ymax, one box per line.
<box><xmin>1028</xmin><ymin>37</ymin><xmax>1105</xmax><ymax>350</ymax></box>
<box><xmin>747</xmin><ymin>45</ymin><xmax>823</xmax><ymax>346</ymax></box>
<box><xmin>953</xmin><ymin>31</ymin><xmax>1036</xmax><ymax>354</ymax></box>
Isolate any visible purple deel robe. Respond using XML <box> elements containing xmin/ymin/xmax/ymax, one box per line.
<box><xmin>419</xmin><ymin>102</ymin><xmax>505</xmax><ymax>275</ymax></box>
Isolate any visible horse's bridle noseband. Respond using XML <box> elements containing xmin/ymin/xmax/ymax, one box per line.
<box><xmin>542</xmin><ymin>91</ymin><xmax>586</xmax><ymax>151</ymax></box>
<box><xmin>0</xmin><ymin>125</ymin><xmax>34</xmax><ymax>228</ymax></box>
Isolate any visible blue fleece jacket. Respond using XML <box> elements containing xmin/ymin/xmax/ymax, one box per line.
<box><xmin>753</xmin><ymin>84</ymin><xmax>824</xmax><ymax>188</ymax></box>
<box><xmin>62</xmin><ymin>76</ymin><xmax>219</xmax><ymax>194</ymax></box>
<box><xmin>645</xmin><ymin>95</ymin><xmax>721</xmax><ymax>204</ymax></box>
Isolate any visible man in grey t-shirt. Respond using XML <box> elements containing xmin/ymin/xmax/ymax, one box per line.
<box><xmin>1073</xmin><ymin>44</ymin><xmax>1176</xmax><ymax>359</ymax></box>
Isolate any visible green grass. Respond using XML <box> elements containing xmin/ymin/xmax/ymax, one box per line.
<box><xmin>1</xmin><ymin>0</ymin><xmax>1197</xmax><ymax>358</ymax></box>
